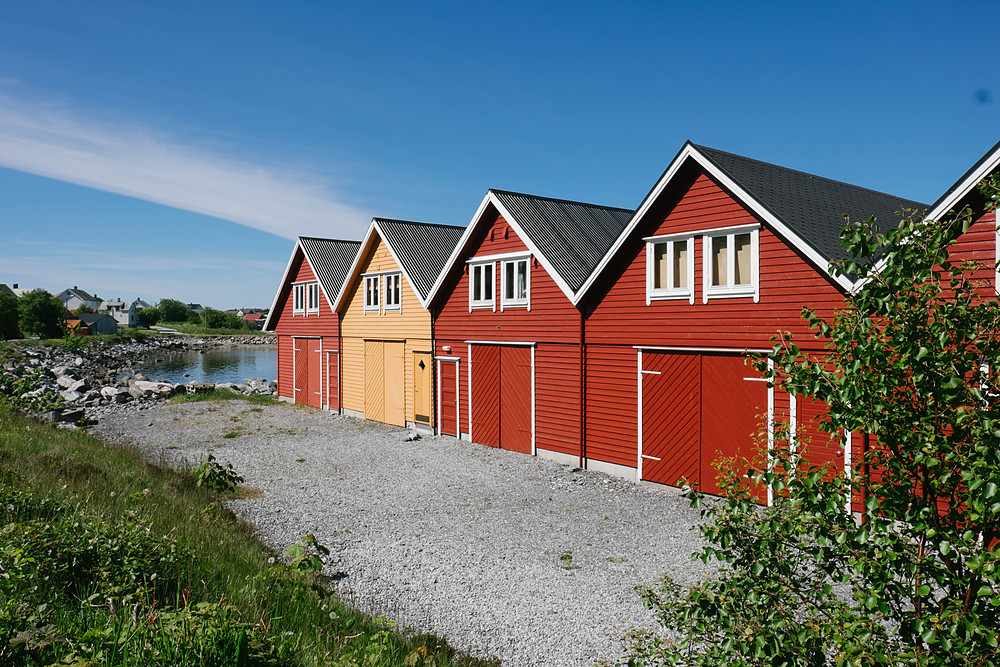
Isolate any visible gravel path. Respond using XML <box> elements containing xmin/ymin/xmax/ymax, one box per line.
<box><xmin>91</xmin><ymin>400</ymin><xmax>710</xmax><ymax>666</ymax></box>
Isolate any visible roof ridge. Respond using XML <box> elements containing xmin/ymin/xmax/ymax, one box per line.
<box><xmin>692</xmin><ymin>144</ymin><xmax>928</xmax><ymax>206</ymax></box>
<box><xmin>490</xmin><ymin>188</ymin><xmax>634</xmax><ymax>214</ymax></box>
<box><xmin>298</xmin><ymin>235</ymin><xmax>361</xmax><ymax>244</ymax></box>
<box><xmin>375</xmin><ymin>218</ymin><xmax>465</xmax><ymax>229</ymax></box>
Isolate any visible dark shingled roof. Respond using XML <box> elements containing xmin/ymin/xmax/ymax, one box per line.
<box><xmin>490</xmin><ymin>189</ymin><xmax>634</xmax><ymax>293</ymax></box>
<box><xmin>375</xmin><ymin>219</ymin><xmax>466</xmax><ymax>300</ymax></box>
<box><xmin>299</xmin><ymin>237</ymin><xmax>362</xmax><ymax>300</ymax></box>
<box><xmin>692</xmin><ymin>144</ymin><xmax>928</xmax><ymax>265</ymax></box>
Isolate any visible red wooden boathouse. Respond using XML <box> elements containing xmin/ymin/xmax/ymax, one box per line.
<box><xmin>263</xmin><ymin>237</ymin><xmax>361</xmax><ymax>410</ymax></box>
<box><xmin>427</xmin><ymin>189</ymin><xmax>632</xmax><ymax>463</ymax></box>
<box><xmin>577</xmin><ymin>143</ymin><xmax>925</xmax><ymax>500</ymax></box>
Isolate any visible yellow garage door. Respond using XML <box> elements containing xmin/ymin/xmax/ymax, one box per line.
<box><xmin>364</xmin><ymin>340</ymin><xmax>405</xmax><ymax>427</ymax></box>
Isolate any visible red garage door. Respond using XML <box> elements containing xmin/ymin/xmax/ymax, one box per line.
<box><xmin>640</xmin><ymin>351</ymin><xmax>766</xmax><ymax>500</ymax></box>
<box><xmin>439</xmin><ymin>360</ymin><xmax>459</xmax><ymax>437</ymax></box>
<box><xmin>470</xmin><ymin>344</ymin><xmax>532</xmax><ymax>454</ymax></box>
<box><xmin>641</xmin><ymin>351</ymin><xmax>701</xmax><ymax>487</ymax></box>
<box><xmin>293</xmin><ymin>338</ymin><xmax>322</xmax><ymax>408</ymax></box>
<box><xmin>700</xmin><ymin>355</ymin><xmax>767</xmax><ymax>499</ymax></box>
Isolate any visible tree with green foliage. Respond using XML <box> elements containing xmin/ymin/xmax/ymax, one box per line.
<box><xmin>201</xmin><ymin>308</ymin><xmax>250</xmax><ymax>330</ymax></box>
<box><xmin>73</xmin><ymin>304</ymin><xmax>95</xmax><ymax>315</ymax></box>
<box><xmin>136</xmin><ymin>305</ymin><xmax>161</xmax><ymax>328</ymax></box>
<box><xmin>157</xmin><ymin>298</ymin><xmax>192</xmax><ymax>323</ymax></box>
<box><xmin>623</xmin><ymin>186</ymin><xmax>1000</xmax><ymax>666</ymax></box>
<box><xmin>0</xmin><ymin>294</ymin><xmax>18</xmax><ymax>340</ymax></box>
<box><xmin>17</xmin><ymin>289</ymin><xmax>65</xmax><ymax>339</ymax></box>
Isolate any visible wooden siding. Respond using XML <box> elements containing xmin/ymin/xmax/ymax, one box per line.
<box><xmin>584</xmin><ymin>172</ymin><xmax>851</xmax><ymax>474</ymax></box>
<box><xmin>433</xmin><ymin>206</ymin><xmax>584</xmax><ymax>455</ymax></box>
<box><xmin>340</xmin><ymin>235</ymin><xmax>434</xmax><ymax>426</ymax></box>
<box><xmin>586</xmin><ymin>173</ymin><xmax>847</xmax><ymax>349</ymax></box>
<box><xmin>272</xmin><ymin>251</ymin><xmax>340</xmax><ymax>402</ymax></box>
<box><xmin>949</xmin><ymin>210</ymin><xmax>996</xmax><ymax>295</ymax></box>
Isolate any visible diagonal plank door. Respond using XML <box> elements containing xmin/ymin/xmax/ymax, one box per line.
<box><xmin>470</xmin><ymin>345</ymin><xmax>500</xmax><ymax>448</ymax></box>
<box><xmin>499</xmin><ymin>346</ymin><xmax>532</xmax><ymax>454</ymax></box>
<box><xmin>641</xmin><ymin>351</ymin><xmax>701</xmax><ymax>487</ymax></box>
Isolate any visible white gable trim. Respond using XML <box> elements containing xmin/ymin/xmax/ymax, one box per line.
<box><xmin>574</xmin><ymin>143</ymin><xmax>855</xmax><ymax>305</ymax></box>
<box><xmin>424</xmin><ymin>190</ymin><xmax>580</xmax><ymax>307</ymax></box>
<box><xmin>331</xmin><ymin>219</ymin><xmax>431</xmax><ymax>313</ymax></box>
<box><xmin>927</xmin><ymin>145</ymin><xmax>1000</xmax><ymax>222</ymax></box>
<box><xmin>262</xmin><ymin>239</ymin><xmax>306</xmax><ymax>331</ymax></box>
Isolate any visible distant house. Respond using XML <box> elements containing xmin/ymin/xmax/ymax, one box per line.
<box><xmin>0</xmin><ymin>284</ymin><xmax>16</xmax><ymax>299</ymax></box>
<box><xmin>100</xmin><ymin>300</ymin><xmax>139</xmax><ymax>328</ymax></box>
<box><xmin>242</xmin><ymin>312</ymin><xmax>264</xmax><ymax>329</ymax></box>
<box><xmin>134</xmin><ymin>298</ymin><xmax>154</xmax><ymax>311</ymax></box>
<box><xmin>66</xmin><ymin>313</ymin><xmax>118</xmax><ymax>336</ymax></box>
<box><xmin>186</xmin><ymin>303</ymin><xmax>204</xmax><ymax>315</ymax></box>
<box><xmin>56</xmin><ymin>286</ymin><xmax>102</xmax><ymax>312</ymax></box>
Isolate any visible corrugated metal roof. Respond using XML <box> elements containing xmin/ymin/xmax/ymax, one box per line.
<box><xmin>375</xmin><ymin>219</ymin><xmax>465</xmax><ymax>300</ymax></box>
<box><xmin>490</xmin><ymin>190</ymin><xmax>634</xmax><ymax>293</ymax></box>
<box><xmin>299</xmin><ymin>237</ymin><xmax>362</xmax><ymax>300</ymax></box>
<box><xmin>693</xmin><ymin>144</ymin><xmax>928</xmax><ymax>266</ymax></box>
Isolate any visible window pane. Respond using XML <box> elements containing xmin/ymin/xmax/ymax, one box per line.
<box><xmin>485</xmin><ymin>265</ymin><xmax>493</xmax><ymax>298</ymax></box>
<box><xmin>712</xmin><ymin>236</ymin><xmax>728</xmax><ymax>287</ymax></box>
<box><xmin>516</xmin><ymin>261</ymin><xmax>527</xmax><ymax>299</ymax></box>
<box><xmin>653</xmin><ymin>243</ymin><xmax>668</xmax><ymax>289</ymax></box>
<box><xmin>473</xmin><ymin>266</ymin><xmax>481</xmax><ymax>301</ymax></box>
<box><xmin>393</xmin><ymin>276</ymin><xmax>400</xmax><ymax>304</ymax></box>
<box><xmin>734</xmin><ymin>234</ymin><xmax>751</xmax><ymax>285</ymax></box>
<box><xmin>672</xmin><ymin>242</ymin><xmax>687</xmax><ymax>289</ymax></box>
<box><xmin>505</xmin><ymin>262</ymin><xmax>514</xmax><ymax>299</ymax></box>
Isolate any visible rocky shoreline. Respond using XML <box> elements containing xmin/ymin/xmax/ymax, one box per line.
<box><xmin>1</xmin><ymin>335</ymin><xmax>277</xmax><ymax>425</ymax></box>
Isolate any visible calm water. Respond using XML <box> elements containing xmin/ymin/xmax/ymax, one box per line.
<box><xmin>135</xmin><ymin>346</ymin><xmax>277</xmax><ymax>385</ymax></box>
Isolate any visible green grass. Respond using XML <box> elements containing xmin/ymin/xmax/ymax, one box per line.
<box><xmin>0</xmin><ymin>404</ymin><xmax>496</xmax><ymax>666</ymax></box>
<box><xmin>169</xmin><ymin>388</ymin><xmax>280</xmax><ymax>405</ymax></box>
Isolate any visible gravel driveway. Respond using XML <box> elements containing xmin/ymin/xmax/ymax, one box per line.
<box><xmin>91</xmin><ymin>401</ymin><xmax>709</xmax><ymax>666</ymax></box>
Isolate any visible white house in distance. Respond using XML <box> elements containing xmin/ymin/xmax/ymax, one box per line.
<box><xmin>56</xmin><ymin>286</ymin><xmax>103</xmax><ymax>312</ymax></box>
<box><xmin>100</xmin><ymin>299</ymin><xmax>139</xmax><ymax>328</ymax></box>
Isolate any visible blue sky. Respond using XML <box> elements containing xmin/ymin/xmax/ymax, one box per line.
<box><xmin>0</xmin><ymin>0</ymin><xmax>997</xmax><ymax>309</ymax></box>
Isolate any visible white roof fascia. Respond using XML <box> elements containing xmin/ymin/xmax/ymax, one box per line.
<box><xmin>262</xmin><ymin>238</ymin><xmax>305</xmax><ymax>331</ymax></box>
<box><xmin>330</xmin><ymin>221</ymin><xmax>378</xmax><ymax>313</ymax></box>
<box><xmin>424</xmin><ymin>193</ymin><xmax>496</xmax><ymax>306</ymax></box>
<box><xmin>371</xmin><ymin>219</ymin><xmax>434</xmax><ymax>310</ymax></box>
<box><xmin>927</xmin><ymin>146</ymin><xmax>1000</xmax><ymax>221</ymax></box>
<box><xmin>573</xmin><ymin>143</ymin><xmax>854</xmax><ymax>304</ymax></box>
<box><xmin>487</xmin><ymin>192</ymin><xmax>580</xmax><ymax>302</ymax></box>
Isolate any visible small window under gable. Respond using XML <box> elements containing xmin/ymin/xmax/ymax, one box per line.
<box><xmin>306</xmin><ymin>282</ymin><xmax>320</xmax><ymax>314</ymax></box>
<box><xmin>500</xmin><ymin>256</ymin><xmax>530</xmax><ymax>310</ymax></box>
<box><xmin>384</xmin><ymin>273</ymin><xmax>401</xmax><ymax>311</ymax></box>
<box><xmin>364</xmin><ymin>275</ymin><xmax>380</xmax><ymax>313</ymax></box>
<box><xmin>703</xmin><ymin>225</ymin><xmax>759</xmax><ymax>303</ymax></box>
<box><xmin>469</xmin><ymin>261</ymin><xmax>495</xmax><ymax>311</ymax></box>
<box><xmin>646</xmin><ymin>234</ymin><xmax>695</xmax><ymax>304</ymax></box>
<box><xmin>293</xmin><ymin>283</ymin><xmax>305</xmax><ymax>315</ymax></box>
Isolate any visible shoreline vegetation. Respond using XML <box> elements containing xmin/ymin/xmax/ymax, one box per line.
<box><xmin>0</xmin><ymin>337</ymin><xmax>496</xmax><ymax>667</ymax></box>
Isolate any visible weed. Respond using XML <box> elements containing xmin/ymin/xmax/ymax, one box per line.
<box><xmin>190</xmin><ymin>453</ymin><xmax>244</xmax><ymax>493</ymax></box>
<box><xmin>559</xmin><ymin>551</ymin><xmax>578</xmax><ymax>570</ymax></box>
<box><xmin>170</xmin><ymin>388</ymin><xmax>278</xmax><ymax>406</ymax></box>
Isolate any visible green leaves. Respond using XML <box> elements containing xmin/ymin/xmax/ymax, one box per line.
<box><xmin>621</xmin><ymin>186</ymin><xmax>1000</xmax><ymax>667</ymax></box>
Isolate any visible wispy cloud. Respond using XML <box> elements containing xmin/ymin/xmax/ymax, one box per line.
<box><xmin>0</xmin><ymin>93</ymin><xmax>371</xmax><ymax>240</ymax></box>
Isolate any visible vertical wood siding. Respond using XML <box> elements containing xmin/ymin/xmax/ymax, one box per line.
<box><xmin>340</xmin><ymin>236</ymin><xmax>434</xmax><ymax>426</ymax></box>
<box><xmin>271</xmin><ymin>251</ymin><xmax>340</xmax><ymax>402</ymax></box>
<box><xmin>439</xmin><ymin>360</ymin><xmax>459</xmax><ymax>436</ymax></box>
<box><xmin>434</xmin><ymin>205</ymin><xmax>584</xmax><ymax>455</ymax></box>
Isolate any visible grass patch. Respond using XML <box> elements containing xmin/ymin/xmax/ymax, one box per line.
<box><xmin>169</xmin><ymin>388</ymin><xmax>279</xmax><ymax>406</ymax></box>
<box><xmin>0</xmin><ymin>405</ymin><xmax>495</xmax><ymax>666</ymax></box>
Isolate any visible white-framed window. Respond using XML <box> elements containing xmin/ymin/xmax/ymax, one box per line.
<box><xmin>293</xmin><ymin>283</ymin><xmax>305</xmax><ymax>315</ymax></box>
<box><xmin>306</xmin><ymin>282</ymin><xmax>320</xmax><ymax>314</ymax></box>
<box><xmin>364</xmin><ymin>275</ymin><xmax>380</xmax><ymax>312</ymax></box>
<box><xmin>646</xmin><ymin>235</ymin><xmax>695</xmax><ymax>304</ymax></box>
<box><xmin>384</xmin><ymin>273</ymin><xmax>401</xmax><ymax>311</ymax></box>
<box><xmin>501</xmin><ymin>258</ymin><xmax>529</xmax><ymax>309</ymax></box>
<box><xmin>469</xmin><ymin>262</ymin><xmax>495</xmax><ymax>310</ymax></box>
<box><xmin>703</xmin><ymin>226</ymin><xmax>759</xmax><ymax>303</ymax></box>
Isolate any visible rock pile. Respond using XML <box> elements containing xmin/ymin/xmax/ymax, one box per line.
<box><xmin>2</xmin><ymin>336</ymin><xmax>277</xmax><ymax>424</ymax></box>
